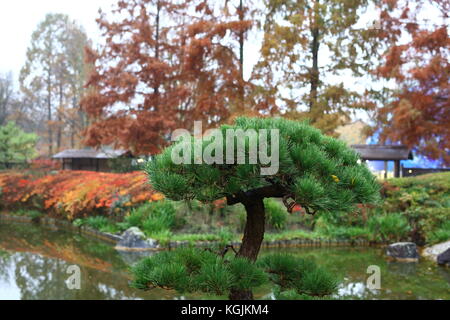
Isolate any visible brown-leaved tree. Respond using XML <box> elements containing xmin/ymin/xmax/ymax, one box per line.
<box><xmin>81</xmin><ymin>0</ymin><xmax>254</xmax><ymax>154</ymax></box>
<box><xmin>373</xmin><ymin>0</ymin><xmax>449</xmax><ymax>165</ymax></box>
<box><xmin>251</xmin><ymin>0</ymin><xmax>382</xmax><ymax>134</ymax></box>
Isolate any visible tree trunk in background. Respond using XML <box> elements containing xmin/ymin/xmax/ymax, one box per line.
<box><xmin>309</xmin><ymin>1</ymin><xmax>320</xmax><ymax>120</ymax></box>
<box><xmin>310</xmin><ymin>26</ymin><xmax>320</xmax><ymax>117</ymax></box>
<box><xmin>238</xmin><ymin>0</ymin><xmax>245</xmax><ymax>110</ymax></box>
<box><xmin>56</xmin><ymin>82</ymin><xmax>63</xmax><ymax>151</ymax></box>
<box><xmin>71</xmin><ymin>96</ymin><xmax>78</xmax><ymax>148</ymax></box>
<box><xmin>229</xmin><ymin>197</ymin><xmax>265</xmax><ymax>300</ymax></box>
<box><xmin>47</xmin><ymin>78</ymin><xmax>53</xmax><ymax>157</ymax></box>
<box><xmin>72</xmin><ymin>94</ymin><xmax>81</xmax><ymax>148</ymax></box>
<box><xmin>153</xmin><ymin>0</ymin><xmax>161</xmax><ymax>108</ymax></box>
<box><xmin>239</xmin><ymin>0</ymin><xmax>244</xmax><ymax>80</ymax></box>
<box><xmin>70</xmin><ymin>127</ymin><xmax>75</xmax><ymax>148</ymax></box>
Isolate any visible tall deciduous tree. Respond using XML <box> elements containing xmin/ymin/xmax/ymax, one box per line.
<box><xmin>221</xmin><ymin>0</ymin><xmax>257</xmax><ymax>115</ymax></box>
<box><xmin>373</xmin><ymin>0</ymin><xmax>450</xmax><ymax>165</ymax></box>
<box><xmin>81</xmin><ymin>0</ymin><xmax>190</xmax><ymax>155</ymax></box>
<box><xmin>81</xmin><ymin>0</ymin><xmax>254</xmax><ymax>155</ymax></box>
<box><xmin>62</xmin><ymin>21</ymin><xmax>92</xmax><ymax>148</ymax></box>
<box><xmin>20</xmin><ymin>14</ymin><xmax>90</xmax><ymax>156</ymax></box>
<box><xmin>0</xmin><ymin>73</ymin><xmax>14</xmax><ymax>126</ymax></box>
<box><xmin>251</xmin><ymin>0</ymin><xmax>381</xmax><ymax>134</ymax></box>
<box><xmin>181</xmin><ymin>0</ymin><xmax>256</xmax><ymax>122</ymax></box>
<box><xmin>0</xmin><ymin>73</ymin><xmax>40</xmax><ymax>133</ymax></box>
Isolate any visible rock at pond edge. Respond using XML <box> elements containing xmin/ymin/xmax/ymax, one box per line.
<box><xmin>386</xmin><ymin>242</ymin><xmax>419</xmax><ymax>262</ymax></box>
<box><xmin>422</xmin><ymin>240</ymin><xmax>450</xmax><ymax>265</ymax></box>
<box><xmin>437</xmin><ymin>248</ymin><xmax>450</xmax><ymax>267</ymax></box>
<box><xmin>115</xmin><ymin>227</ymin><xmax>159</xmax><ymax>252</ymax></box>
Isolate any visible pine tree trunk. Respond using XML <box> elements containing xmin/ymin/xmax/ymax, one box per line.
<box><xmin>238</xmin><ymin>198</ymin><xmax>266</xmax><ymax>261</ymax></box>
<box><xmin>229</xmin><ymin>197</ymin><xmax>265</xmax><ymax>300</ymax></box>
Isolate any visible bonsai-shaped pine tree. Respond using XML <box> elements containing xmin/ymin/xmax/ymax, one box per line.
<box><xmin>136</xmin><ymin>117</ymin><xmax>380</xmax><ymax>299</ymax></box>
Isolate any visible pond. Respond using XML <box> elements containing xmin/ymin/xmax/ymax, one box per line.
<box><xmin>0</xmin><ymin>221</ymin><xmax>449</xmax><ymax>300</ymax></box>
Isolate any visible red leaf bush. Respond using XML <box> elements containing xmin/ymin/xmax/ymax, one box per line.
<box><xmin>0</xmin><ymin>171</ymin><xmax>163</xmax><ymax>220</ymax></box>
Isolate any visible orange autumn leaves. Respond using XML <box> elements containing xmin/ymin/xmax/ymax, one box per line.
<box><xmin>81</xmin><ymin>0</ymin><xmax>254</xmax><ymax>155</ymax></box>
<box><xmin>0</xmin><ymin>171</ymin><xmax>163</xmax><ymax>219</ymax></box>
<box><xmin>374</xmin><ymin>0</ymin><xmax>450</xmax><ymax>165</ymax></box>
<box><xmin>0</xmin><ymin>236</ymin><xmax>114</xmax><ymax>274</ymax></box>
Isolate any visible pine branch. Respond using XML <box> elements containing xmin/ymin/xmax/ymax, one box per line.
<box><xmin>226</xmin><ymin>184</ymin><xmax>287</xmax><ymax>205</ymax></box>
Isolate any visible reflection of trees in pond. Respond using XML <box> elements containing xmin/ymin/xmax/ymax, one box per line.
<box><xmin>118</xmin><ymin>250</ymin><xmax>158</xmax><ymax>266</ymax></box>
<box><xmin>262</xmin><ymin>247</ymin><xmax>450</xmax><ymax>300</ymax></box>
<box><xmin>2</xmin><ymin>221</ymin><xmax>450</xmax><ymax>300</ymax></box>
<box><xmin>263</xmin><ymin>247</ymin><xmax>385</xmax><ymax>284</ymax></box>
<box><xmin>337</xmin><ymin>282</ymin><xmax>367</xmax><ymax>298</ymax></box>
<box><xmin>0</xmin><ymin>222</ymin><xmax>128</xmax><ymax>272</ymax></box>
<box><xmin>1</xmin><ymin>240</ymin><xmax>143</xmax><ymax>298</ymax></box>
<box><xmin>0</xmin><ymin>249</ymin><xmax>11</xmax><ymax>259</ymax></box>
<box><xmin>1</xmin><ymin>235</ymin><xmax>114</xmax><ymax>273</ymax></box>
<box><xmin>7</xmin><ymin>251</ymin><xmax>161</xmax><ymax>300</ymax></box>
<box><xmin>0</xmin><ymin>250</ymin><xmax>13</xmax><ymax>285</ymax></box>
<box><xmin>13</xmin><ymin>252</ymin><xmax>69</xmax><ymax>300</ymax></box>
<box><xmin>438</xmin><ymin>268</ymin><xmax>450</xmax><ymax>285</ymax></box>
<box><xmin>386</xmin><ymin>262</ymin><xmax>418</xmax><ymax>276</ymax></box>
<box><xmin>0</xmin><ymin>222</ymin><xmax>174</xmax><ymax>299</ymax></box>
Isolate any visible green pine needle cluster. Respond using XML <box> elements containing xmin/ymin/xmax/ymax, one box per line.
<box><xmin>131</xmin><ymin>248</ymin><xmax>338</xmax><ymax>299</ymax></box>
<box><xmin>258</xmin><ymin>253</ymin><xmax>338</xmax><ymax>299</ymax></box>
<box><xmin>130</xmin><ymin>248</ymin><xmax>267</xmax><ymax>296</ymax></box>
<box><xmin>147</xmin><ymin>117</ymin><xmax>380</xmax><ymax>214</ymax></box>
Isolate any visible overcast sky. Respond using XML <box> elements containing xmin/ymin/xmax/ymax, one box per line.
<box><xmin>0</xmin><ymin>0</ymin><xmax>117</xmax><ymax>82</ymax></box>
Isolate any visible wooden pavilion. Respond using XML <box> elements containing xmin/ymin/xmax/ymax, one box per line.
<box><xmin>52</xmin><ymin>148</ymin><xmax>132</xmax><ymax>172</ymax></box>
<box><xmin>351</xmin><ymin>145</ymin><xmax>414</xmax><ymax>178</ymax></box>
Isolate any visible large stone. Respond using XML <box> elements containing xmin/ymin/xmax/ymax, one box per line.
<box><xmin>437</xmin><ymin>248</ymin><xmax>450</xmax><ymax>267</ymax></box>
<box><xmin>422</xmin><ymin>240</ymin><xmax>450</xmax><ymax>263</ymax></box>
<box><xmin>386</xmin><ymin>242</ymin><xmax>419</xmax><ymax>262</ymax></box>
<box><xmin>115</xmin><ymin>227</ymin><xmax>159</xmax><ymax>251</ymax></box>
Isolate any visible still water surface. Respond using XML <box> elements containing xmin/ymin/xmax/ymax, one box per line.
<box><xmin>0</xmin><ymin>221</ymin><xmax>449</xmax><ymax>300</ymax></box>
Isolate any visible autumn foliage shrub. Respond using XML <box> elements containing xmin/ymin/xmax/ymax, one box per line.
<box><xmin>29</xmin><ymin>158</ymin><xmax>61</xmax><ymax>171</ymax></box>
<box><xmin>0</xmin><ymin>170</ymin><xmax>163</xmax><ymax>220</ymax></box>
